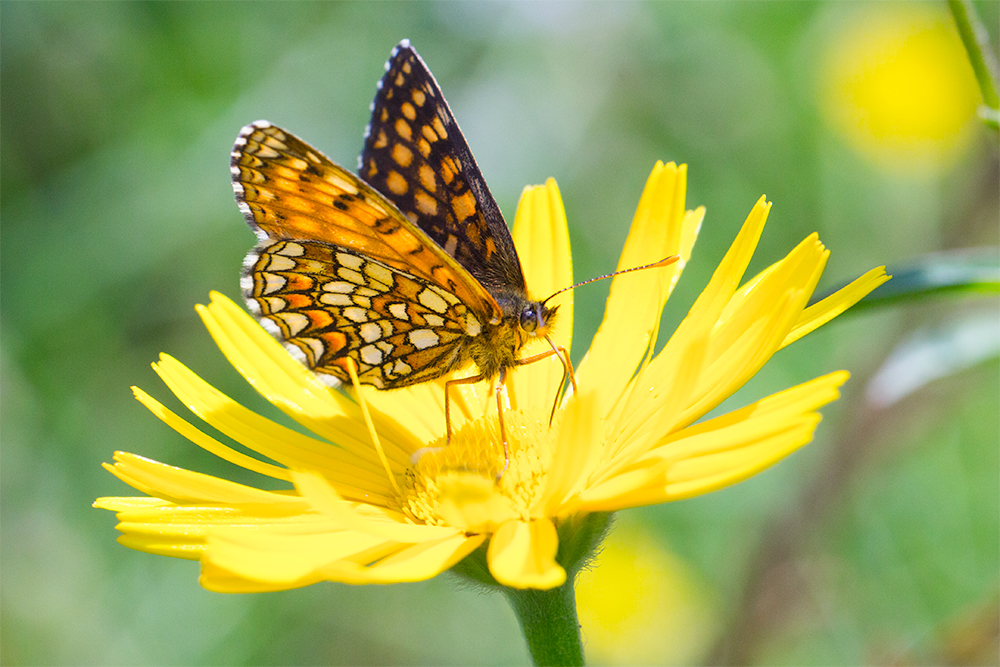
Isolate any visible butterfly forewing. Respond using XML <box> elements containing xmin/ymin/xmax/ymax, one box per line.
<box><xmin>360</xmin><ymin>43</ymin><xmax>526</xmax><ymax>297</ymax></box>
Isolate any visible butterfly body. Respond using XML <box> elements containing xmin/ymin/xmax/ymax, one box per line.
<box><xmin>232</xmin><ymin>41</ymin><xmax>560</xmax><ymax>398</ymax></box>
<box><xmin>467</xmin><ymin>292</ymin><xmax>555</xmax><ymax>383</ymax></box>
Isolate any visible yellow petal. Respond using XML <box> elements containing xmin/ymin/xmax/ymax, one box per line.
<box><xmin>579</xmin><ymin>419</ymin><xmax>821</xmax><ymax>511</ymax></box>
<box><xmin>117</xmin><ymin>535</ymin><xmax>206</xmax><ymax>560</ymax></box>
<box><xmin>563</xmin><ymin>459</ymin><xmax>669</xmax><ymax>515</ymax></box>
<box><xmin>488</xmin><ymin>518</ymin><xmax>566</xmax><ymax>589</ymax></box>
<box><xmin>108</xmin><ymin>518</ymin><xmax>208</xmax><ymax>561</ymax></box>
<box><xmin>110</xmin><ymin>503</ymin><xmax>323</xmax><ymax>559</ymax></box>
<box><xmin>292</xmin><ymin>470</ymin><xmax>460</xmax><ymax>543</ymax></box>
<box><xmin>434</xmin><ymin>472</ymin><xmax>520</xmax><ymax>534</ymax></box>
<box><xmin>677</xmin><ymin>237</ymin><xmax>829</xmax><ymax>423</ymax></box>
<box><xmin>512</xmin><ymin>179</ymin><xmax>574</xmax><ymax>333</ymax></box>
<box><xmin>596</xmin><ymin>332</ymin><xmax>709</xmax><ymax>485</ymax></box>
<box><xmin>316</xmin><ymin>533</ymin><xmax>487</xmax><ymax>584</ymax></box>
<box><xmin>111</xmin><ymin>502</ymin><xmax>318</xmax><ymax>525</ymax></box>
<box><xmin>200</xmin><ymin>560</ymin><xmax>326</xmax><ymax>593</ymax></box>
<box><xmin>102</xmin><ymin>452</ymin><xmax>298</xmax><ymax>505</ymax></box>
<box><xmin>152</xmin><ymin>354</ymin><xmax>397</xmax><ymax>499</ymax></box>
<box><xmin>424</xmin><ymin>372</ymin><xmax>485</xmax><ymax>434</ymax></box>
<box><xmin>662</xmin><ymin>370</ymin><xmax>849</xmax><ymax>447</ymax></box>
<box><xmin>781</xmin><ymin>266</ymin><xmax>891</xmax><ymax>347</ymax></box>
<box><xmin>616</xmin><ymin>203</ymin><xmax>819</xmax><ymax>439</ymax></box>
<box><xmin>575</xmin><ymin>163</ymin><xmax>702</xmax><ymax>419</ymax></box>
<box><xmin>665</xmin><ymin>416</ymin><xmax>818</xmax><ymax>486</ymax></box>
<box><xmin>205</xmin><ymin>525</ymin><xmax>399</xmax><ymax>586</ymax></box>
<box><xmin>713</xmin><ymin>234</ymin><xmax>828</xmax><ymax>353</ymax></box>
<box><xmin>657</xmin><ymin>196</ymin><xmax>772</xmax><ymax>360</ymax></box>
<box><xmin>132</xmin><ymin>387</ymin><xmax>291</xmax><ymax>482</ymax></box>
<box><xmin>613</xmin><ymin>287</ymin><xmax>800</xmax><ymax>453</ymax></box>
<box><xmin>538</xmin><ymin>389</ymin><xmax>604</xmax><ymax>516</ymax></box>
<box><xmin>611</xmin><ymin>197</ymin><xmax>771</xmax><ymax>428</ymax></box>
<box><xmin>680</xmin><ymin>290</ymin><xmax>803</xmax><ymax>425</ymax></box>
<box><xmin>199</xmin><ymin>293</ymin><xmax>385</xmax><ymax>447</ymax></box>
<box><xmin>508</xmin><ymin>179</ymin><xmax>574</xmax><ymax>410</ymax></box>
<box><xmin>93</xmin><ymin>496</ymin><xmax>173</xmax><ymax>512</ymax></box>
<box><xmin>359</xmin><ymin>378</ymin><xmax>450</xmax><ymax>449</ymax></box>
<box><xmin>576</xmin><ymin>372</ymin><xmax>848</xmax><ymax>512</ymax></box>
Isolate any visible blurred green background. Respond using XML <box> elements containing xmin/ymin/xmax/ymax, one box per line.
<box><xmin>2</xmin><ymin>2</ymin><xmax>997</xmax><ymax>665</ymax></box>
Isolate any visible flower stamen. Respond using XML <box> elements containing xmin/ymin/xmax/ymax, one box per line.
<box><xmin>399</xmin><ymin>409</ymin><xmax>550</xmax><ymax>530</ymax></box>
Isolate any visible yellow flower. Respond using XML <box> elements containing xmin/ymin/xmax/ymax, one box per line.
<box><xmin>576</xmin><ymin>518</ymin><xmax>718</xmax><ymax>665</ymax></box>
<box><xmin>96</xmin><ymin>163</ymin><xmax>888</xmax><ymax>592</ymax></box>
<box><xmin>818</xmin><ymin>3</ymin><xmax>981</xmax><ymax>172</ymax></box>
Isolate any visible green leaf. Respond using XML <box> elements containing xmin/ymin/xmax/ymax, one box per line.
<box><xmin>865</xmin><ymin>311</ymin><xmax>1000</xmax><ymax>408</ymax></box>
<box><xmin>813</xmin><ymin>247</ymin><xmax>1000</xmax><ymax>312</ymax></box>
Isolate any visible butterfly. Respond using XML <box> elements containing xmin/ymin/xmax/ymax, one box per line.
<box><xmin>231</xmin><ymin>40</ymin><xmax>571</xmax><ymax>471</ymax></box>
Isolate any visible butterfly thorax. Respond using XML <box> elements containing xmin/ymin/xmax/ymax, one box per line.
<box><xmin>466</xmin><ymin>291</ymin><xmax>557</xmax><ymax>381</ymax></box>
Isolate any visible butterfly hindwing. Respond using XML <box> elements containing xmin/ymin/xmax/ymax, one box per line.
<box><xmin>360</xmin><ymin>41</ymin><xmax>527</xmax><ymax>298</ymax></box>
<box><xmin>243</xmin><ymin>239</ymin><xmax>483</xmax><ymax>389</ymax></box>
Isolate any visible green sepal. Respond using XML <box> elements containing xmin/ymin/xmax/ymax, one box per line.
<box><xmin>448</xmin><ymin>512</ymin><xmax>614</xmax><ymax>665</ymax></box>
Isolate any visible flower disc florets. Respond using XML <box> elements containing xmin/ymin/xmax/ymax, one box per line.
<box><xmin>399</xmin><ymin>409</ymin><xmax>553</xmax><ymax>534</ymax></box>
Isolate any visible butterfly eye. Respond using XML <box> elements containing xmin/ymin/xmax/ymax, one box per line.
<box><xmin>519</xmin><ymin>305</ymin><xmax>539</xmax><ymax>333</ymax></box>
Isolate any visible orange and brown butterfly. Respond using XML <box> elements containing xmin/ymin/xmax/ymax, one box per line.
<box><xmin>231</xmin><ymin>40</ymin><xmax>569</xmax><ymax>456</ymax></box>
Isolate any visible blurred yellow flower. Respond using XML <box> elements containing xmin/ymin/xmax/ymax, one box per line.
<box><xmin>96</xmin><ymin>164</ymin><xmax>888</xmax><ymax>592</ymax></box>
<box><xmin>819</xmin><ymin>4</ymin><xmax>981</xmax><ymax>172</ymax></box>
<box><xmin>576</xmin><ymin>518</ymin><xmax>718</xmax><ymax>665</ymax></box>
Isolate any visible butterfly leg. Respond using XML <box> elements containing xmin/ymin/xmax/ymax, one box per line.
<box><xmin>495</xmin><ymin>372</ymin><xmax>510</xmax><ymax>480</ymax></box>
<box><xmin>514</xmin><ymin>337</ymin><xmax>578</xmax><ymax>426</ymax></box>
<box><xmin>444</xmin><ymin>372</ymin><xmax>511</xmax><ymax>480</ymax></box>
<box><xmin>549</xmin><ymin>344</ymin><xmax>577</xmax><ymax>425</ymax></box>
<box><xmin>547</xmin><ymin>338</ymin><xmax>578</xmax><ymax>396</ymax></box>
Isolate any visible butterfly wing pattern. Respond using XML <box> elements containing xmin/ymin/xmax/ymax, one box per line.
<box><xmin>360</xmin><ymin>42</ymin><xmax>525</xmax><ymax>300</ymax></box>
<box><xmin>232</xmin><ymin>41</ymin><xmax>557</xmax><ymax>397</ymax></box>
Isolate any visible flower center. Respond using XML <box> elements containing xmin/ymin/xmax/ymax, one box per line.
<box><xmin>396</xmin><ymin>409</ymin><xmax>551</xmax><ymax>534</ymax></box>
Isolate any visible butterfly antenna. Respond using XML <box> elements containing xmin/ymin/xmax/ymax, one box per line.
<box><xmin>540</xmin><ymin>255</ymin><xmax>680</xmax><ymax>306</ymax></box>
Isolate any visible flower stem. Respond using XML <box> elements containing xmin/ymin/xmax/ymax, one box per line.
<box><xmin>503</xmin><ymin>579</ymin><xmax>585</xmax><ymax>667</ymax></box>
<box><xmin>948</xmin><ymin>0</ymin><xmax>1000</xmax><ymax>114</ymax></box>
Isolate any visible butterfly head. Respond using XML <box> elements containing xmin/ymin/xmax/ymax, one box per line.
<box><xmin>518</xmin><ymin>300</ymin><xmax>557</xmax><ymax>340</ymax></box>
